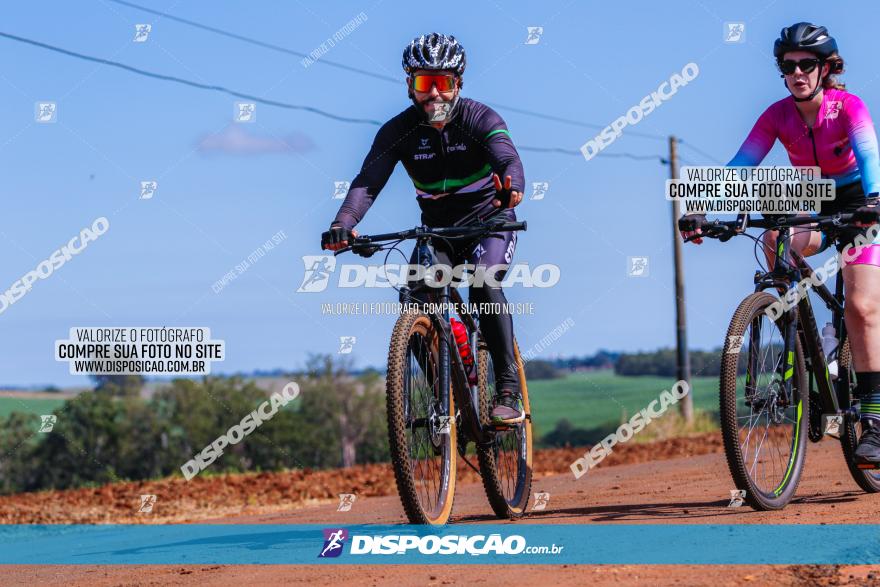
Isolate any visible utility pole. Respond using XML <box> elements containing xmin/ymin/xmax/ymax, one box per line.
<box><xmin>669</xmin><ymin>135</ymin><xmax>693</xmax><ymax>423</ymax></box>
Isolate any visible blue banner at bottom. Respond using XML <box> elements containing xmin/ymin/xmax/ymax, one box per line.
<box><xmin>1</xmin><ymin>524</ymin><xmax>879</xmax><ymax>565</ymax></box>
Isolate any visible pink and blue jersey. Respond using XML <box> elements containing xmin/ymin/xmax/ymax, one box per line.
<box><xmin>729</xmin><ymin>88</ymin><xmax>880</xmax><ymax>196</ymax></box>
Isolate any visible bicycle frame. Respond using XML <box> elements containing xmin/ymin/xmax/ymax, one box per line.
<box><xmin>684</xmin><ymin>211</ymin><xmax>880</xmax><ymax>504</ymax></box>
<box><xmin>337</xmin><ymin>215</ymin><xmax>526</xmax><ymax>450</ymax></box>
<box><xmin>755</xmin><ymin>225</ymin><xmax>852</xmax><ymax>422</ymax></box>
<box><xmin>409</xmin><ymin>235</ymin><xmax>492</xmax><ymax>447</ymax></box>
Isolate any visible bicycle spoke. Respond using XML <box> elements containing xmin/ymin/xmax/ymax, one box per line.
<box><xmin>403</xmin><ymin>330</ymin><xmax>448</xmax><ymax>517</ymax></box>
<box><xmin>736</xmin><ymin>312</ymin><xmax>798</xmax><ymax>496</ymax></box>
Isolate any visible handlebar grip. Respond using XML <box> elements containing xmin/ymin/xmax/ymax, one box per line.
<box><xmin>493</xmin><ymin>221</ymin><xmax>527</xmax><ymax>232</ymax></box>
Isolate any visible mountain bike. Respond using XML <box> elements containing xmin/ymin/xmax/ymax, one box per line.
<box><xmin>333</xmin><ymin>215</ymin><xmax>532</xmax><ymax>525</ymax></box>
<box><xmin>682</xmin><ymin>213</ymin><xmax>880</xmax><ymax>510</ymax></box>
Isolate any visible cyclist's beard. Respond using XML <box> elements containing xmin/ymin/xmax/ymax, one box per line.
<box><xmin>413</xmin><ymin>94</ymin><xmax>459</xmax><ymax>123</ymax></box>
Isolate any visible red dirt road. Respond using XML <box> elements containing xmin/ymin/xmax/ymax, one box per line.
<box><xmin>6</xmin><ymin>437</ymin><xmax>880</xmax><ymax>586</ymax></box>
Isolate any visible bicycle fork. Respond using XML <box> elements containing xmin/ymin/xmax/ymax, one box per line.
<box><xmin>750</xmin><ymin>229</ymin><xmax>799</xmax><ymax>415</ymax></box>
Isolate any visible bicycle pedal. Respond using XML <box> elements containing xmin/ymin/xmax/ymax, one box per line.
<box><xmin>485</xmin><ymin>412</ymin><xmax>529</xmax><ymax>432</ymax></box>
<box><xmin>487</xmin><ymin>422</ymin><xmax>511</xmax><ymax>431</ymax></box>
<box><xmin>489</xmin><ymin>420</ymin><xmax>523</xmax><ymax>431</ymax></box>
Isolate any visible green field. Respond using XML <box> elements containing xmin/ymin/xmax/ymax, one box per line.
<box><xmin>0</xmin><ymin>371</ymin><xmax>720</xmax><ymax>445</ymax></box>
<box><xmin>0</xmin><ymin>397</ymin><xmax>67</xmax><ymax>420</ymax></box>
<box><xmin>528</xmin><ymin>370</ymin><xmax>719</xmax><ymax>442</ymax></box>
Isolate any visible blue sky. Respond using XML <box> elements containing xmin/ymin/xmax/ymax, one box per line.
<box><xmin>2</xmin><ymin>1</ymin><xmax>878</xmax><ymax>386</ymax></box>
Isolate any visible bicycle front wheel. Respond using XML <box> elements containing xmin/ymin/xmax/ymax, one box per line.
<box><xmin>477</xmin><ymin>338</ymin><xmax>533</xmax><ymax>519</ymax></box>
<box><xmin>720</xmin><ymin>291</ymin><xmax>808</xmax><ymax>510</ymax></box>
<box><xmin>386</xmin><ymin>310</ymin><xmax>456</xmax><ymax>525</ymax></box>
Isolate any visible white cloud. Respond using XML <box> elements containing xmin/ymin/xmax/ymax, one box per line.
<box><xmin>197</xmin><ymin>125</ymin><xmax>315</xmax><ymax>155</ymax></box>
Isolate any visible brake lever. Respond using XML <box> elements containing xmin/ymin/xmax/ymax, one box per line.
<box><xmin>353</xmin><ymin>245</ymin><xmax>381</xmax><ymax>258</ymax></box>
<box><xmin>705</xmin><ymin>221</ymin><xmax>737</xmax><ymax>242</ymax></box>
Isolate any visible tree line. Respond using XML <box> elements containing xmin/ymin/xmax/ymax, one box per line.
<box><xmin>614</xmin><ymin>348</ymin><xmax>729</xmax><ymax>377</ymax></box>
<box><xmin>0</xmin><ymin>355</ymin><xmax>388</xmax><ymax>495</ymax></box>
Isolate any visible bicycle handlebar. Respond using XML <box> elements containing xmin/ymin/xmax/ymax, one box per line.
<box><xmin>333</xmin><ymin>219</ymin><xmax>528</xmax><ymax>257</ymax></box>
<box><xmin>682</xmin><ymin>213</ymin><xmax>857</xmax><ymax>243</ymax></box>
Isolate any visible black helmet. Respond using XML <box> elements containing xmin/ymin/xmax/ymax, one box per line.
<box><xmin>402</xmin><ymin>33</ymin><xmax>466</xmax><ymax>76</ymax></box>
<box><xmin>773</xmin><ymin>22</ymin><xmax>838</xmax><ymax>60</ymax></box>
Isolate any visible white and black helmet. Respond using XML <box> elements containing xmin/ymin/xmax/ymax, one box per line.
<box><xmin>402</xmin><ymin>33</ymin><xmax>466</xmax><ymax>76</ymax></box>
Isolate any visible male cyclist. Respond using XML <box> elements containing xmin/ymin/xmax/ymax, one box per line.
<box><xmin>321</xmin><ymin>33</ymin><xmax>526</xmax><ymax>425</ymax></box>
<box><xmin>681</xmin><ymin>23</ymin><xmax>880</xmax><ymax>463</ymax></box>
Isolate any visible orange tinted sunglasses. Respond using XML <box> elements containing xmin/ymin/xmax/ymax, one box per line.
<box><xmin>411</xmin><ymin>74</ymin><xmax>456</xmax><ymax>93</ymax></box>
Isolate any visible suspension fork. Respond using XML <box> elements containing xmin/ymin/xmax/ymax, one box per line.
<box><xmin>782</xmin><ymin>310</ymin><xmax>799</xmax><ymax>406</ymax></box>
<box><xmin>746</xmin><ymin>317</ymin><xmax>760</xmax><ymax>401</ymax></box>
<box><xmin>775</xmin><ymin>227</ymin><xmax>798</xmax><ymax>405</ymax></box>
<box><xmin>414</xmin><ymin>237</ymin><xmax>451</xmax><ymax>429</ymax></box>
<box><xmin>422</xmin><ymin>239</ymin><xmax>452</xmax><ymax>427</ymax></box>
<box><xmin>421</xmin><ymin>239</ymin><xmax>483</xmax><ymax>443</ymax></box>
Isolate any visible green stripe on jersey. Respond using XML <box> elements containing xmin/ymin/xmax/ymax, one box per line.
<box><xmin>485</xmin><ymin>129</ymin><xmax>511</xmax><ymax>140</ymax></box>
<box><xmin>411</xmin><ymin>163</ymin><xmax>492</xmax><ymax>192</ymax></box>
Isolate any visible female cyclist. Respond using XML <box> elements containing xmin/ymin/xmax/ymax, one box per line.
<box><xmin>682</xmin><ymin>22</ymin><xmax>880</xmax><ymax>463</ymax></box>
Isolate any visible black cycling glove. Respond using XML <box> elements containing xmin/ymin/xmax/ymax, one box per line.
<box><xmin>854</xmin><ymin>195</ymin><xmax>880</xmax><ymax>226</ymax></box>
<box><xmin>321</xmin><ymin>225</ymin><xmax>354</xmax><ymax>249</ymax></box>
<box><xmin>678</xmin><ymin>214</ymin><xmax>708</xmax><ymax>232</ymax></box>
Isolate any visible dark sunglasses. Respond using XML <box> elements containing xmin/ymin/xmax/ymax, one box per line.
<box><xmin>410</xmin><ymin>74</ymin><xmax>456</xmax><ymax>93</ymax></box>
<box><xmin>778</xmin><ymin>58</ymin><xmax>821</xmax><ymax>75</ymax></box>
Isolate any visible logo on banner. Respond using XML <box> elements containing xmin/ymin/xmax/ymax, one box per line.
<box><xmin>319</xmin><ymin>528</ymin><xmax>348</xmax><ymax>558</ymax></box>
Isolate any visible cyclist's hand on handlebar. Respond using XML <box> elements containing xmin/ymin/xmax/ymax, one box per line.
<box><xmin>678</xmin><ymin>214</ymin><xmax>708</xmax><ymax>245</ymax></box>
<box><xmin>491</xmin><ymin>173</ymin><xmax>523</xmax><ymax>209</ymax></box>
<box><xmin>854</xmin><ymin>199</ymin><xmax>880</xmax><ymax>228</ymax></box>
<box><xmin>321</xmin><ymin>225</ymin><xmax>358</xmax><ymax>251</ymax></box>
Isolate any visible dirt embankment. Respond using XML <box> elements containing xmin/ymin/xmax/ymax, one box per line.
<box><xmin>0</xmin><ymin>433</ymin><xmax>724</xmax><ymax>524</ymax></box>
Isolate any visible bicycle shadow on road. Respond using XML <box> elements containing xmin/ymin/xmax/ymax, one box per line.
<box><xmin>790</xmin><ymin>491</ymin><xmax>862</xmax><ymax>506</ymax></box>
<box><xmin>454</xmin><ymin>500</ymin><xmax>740</xmax><ymax>523</ymax></box>
<box><xmin>455</xmin><ymin>490</ymin><xmax>865</xmax><ymax>524</ymax></box>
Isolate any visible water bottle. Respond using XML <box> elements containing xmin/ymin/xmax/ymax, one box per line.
<box><xmin>450</xmin><ymin>318</ymin><xmax>477</xmax><ymax>384</ymax></box>
<box><xmin>821</xmin><ymin>322</ymin><xmax>839</xmax><ymax>380</ymax></box>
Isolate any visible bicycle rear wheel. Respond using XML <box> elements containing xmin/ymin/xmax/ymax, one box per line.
<box><xmin>477</xmin><ymin>339</ymin><xmax>533</xmax><ymax>519</ymax></box>
<box><xmin>839</xmin><ymin>338</ymin><xmax>880</xmax><ymax>491</ymax></box>
<box><xmin>720</xmin><ymin>291</ymin><xmax>808</xmax><ymax>510</ymax></box>
<box><xmin>386</xmin><ymin>310</ymin><xmax>456</xmax><ymax>525</ymax></box>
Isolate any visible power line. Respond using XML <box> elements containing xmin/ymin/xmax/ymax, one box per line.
<box><xmin>679</xmin><ymin>139</ymin><xmax>724</xmax><ymax>165</ymax></box>
<box><xmin>4</xmin><ymin>30</ymin><xmax>721</xmax><ymax>166</ymax></box>
<box><xmin>519</xmin><ymin>145</ymin><xmax>664</xmax><ymax>162</ymax></box>
<box><xmin>0</xmin><ymin>31</ymin><xmax>384</xmax><ymax>126</ymax></box>
<box><xmin>107</xmin><ymin>1</ymin><xmax>726</xmax><ymax>162</ymax></box>
<box><xmin>490</xmin><ymin>104</ymin><xmax>667</xmax><ymax>141</ymax></box>
<box><xmin>594</xmin><ymin>152</ymin><xmax>664</xmax><ymax>162</ymax></box>
<box><xmin>106</xmin><ymin>0</ymin><xmax>671</xmax><ymax>142</ymax></box>
<box><xmin>107</xmin><ymin>0</ymin><xmax>401</xmax><ymax>85</ymax></box>
<box><xmin>518</xmin><ymin>146</ymin><xmax>582</xmax><ymax>156</ymax></box>
<box><xmin>1</xmin><ymin>30</ymin><xmax>676</xmax><ymax>163</ymax></box>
